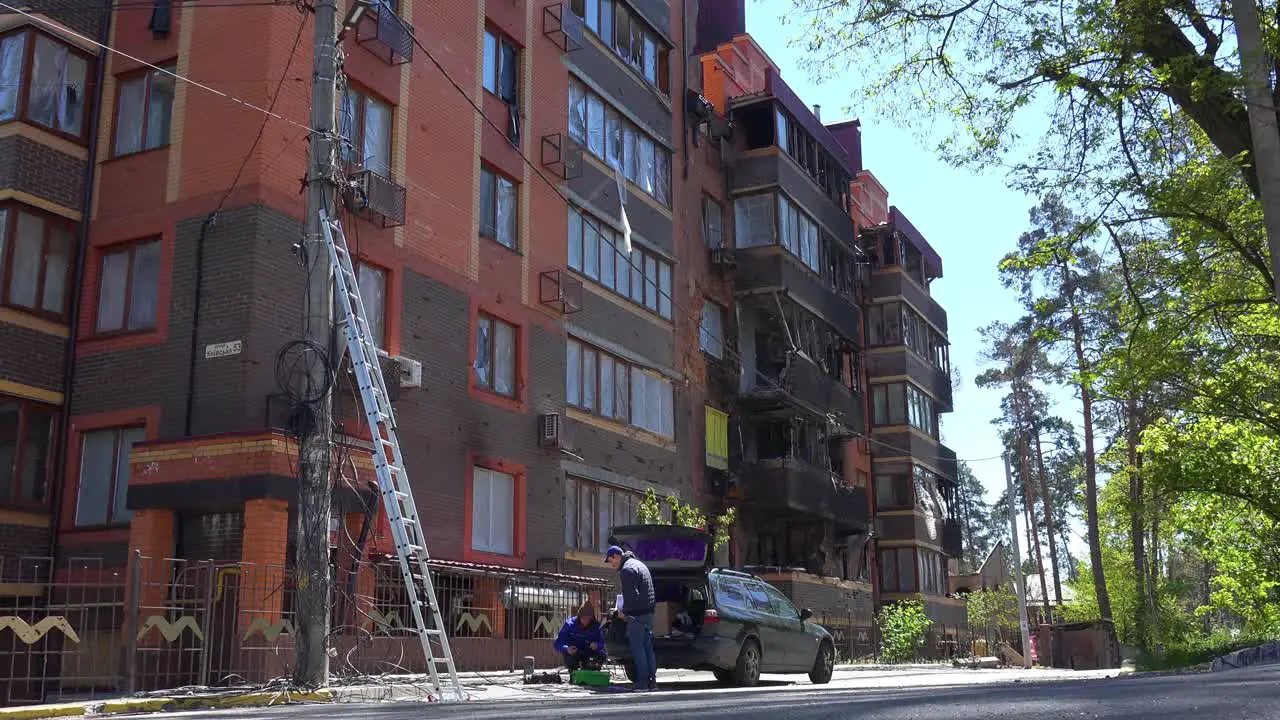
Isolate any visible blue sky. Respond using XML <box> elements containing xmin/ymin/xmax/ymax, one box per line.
<box><xmin>743</xmin><ymin>5</ymin><xmax>1086</xmax><ymax>558</ymax></box>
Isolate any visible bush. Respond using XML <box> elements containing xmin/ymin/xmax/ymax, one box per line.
<box><xmin>1136</xmin><ymin>629</ymin><xmax>1275</xmax><ymax>671</ymax></box>
<box><xmin>878</xmin><ymin>599</ymin><xmax>930</xmax><ymax>663</ymax></box>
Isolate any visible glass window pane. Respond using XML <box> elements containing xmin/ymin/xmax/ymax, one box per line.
<box><xmin>585</xmin><ymin>0</ymin><xmax>598</xmax><ymax>31</ymax></box>
<box><xmin>0</xmin><ymin>403</ymin><xmax>17</xmax><ymax>501</ymax></box>
<box><xmin>600</xmin><ymin>0</ymin><xmax>613</xmax><ymax>44</ymax></box>
<box><xmin>471</xmin><ymin>468</ymin><xmax>491</xmax><ymax>551</ymax></box>
<box><xmin>629</xmin><ymin>248</ymin><xmax>643</xmax><ymax>303</ymax></box>
<box><xmin>76</xmin><ymin>430</ymin><xmax>117</xmax><ymax>526</ymax></box>
<box><xmin>605</xmin><ymin>109</ymin><xmax>623</xmax><ymax>168</ymax></box>
<box><xmin>597</xmin><ymin>485</ymin><xmax>611</xmax><ymax>551</ymax></box>
<box><xmin>496</xmin><ymin>177</ymin><xmax>517</xmax><ymax>249</ymax></box>
<box><xmin>568</xmin><ymin>81</ymin><xmax>586</xmax><ymax>142</ymax></box>
<box><xmin>114</xmin><ymin>427</ymin><xmax>144</xmax><ymax>522</ymax></box>
<box><xmin>582</xmin><ymin>348</ymin><xmax>596</xmax><ymax>411</ymax></box>
<box><xmin>482</xmin><ymin>31</ymin><xmax>497</xmax><ymax>94</ymax></box>
<box><xmin>629</xmin><ymin>366</ymin><xmax>644</xmax><ymax>427</ymax></box>
<box><xmin>643</xmin><ymin>35</ymin><xmax>657</xmax><ymax>83</ymax></box>
<box><xmin>0</xmin><ymin>210</ymin><xmax>7</xmax><ymax>288</ymax></box>
<box><xmin>339</xmin><ymin>88</ymin><xmax>360</xmax><ymax>164</ymax></box>
<box><xmin>643</xmin><ymin>255</ymin><xmax>658</xmax><ymax>311</ymax></box>
<box><xmin>614</xmin><ymin>358</ymin><xmax>628</xmax><ymax>419</ymax></box>
<box><xmin>565</xmin><ymin>476</ymin><xmax>577</xmax><ymax>548</ymax></box>
<box><xmin>357</xmin><ymin>263</ymin><xmax>386</xmax><ymax>348</ymax></box>
<box><xmin>658</xmin><ymin>263</ymin><xmax>671</xmax><ymax>318</ymax></box>
<box><xmin>10</xmin><ymin>212</ymin><xmax>44</xmax><ymax>309</ymax></box>
<box><xmin>479</xmin><ymin>169</ymin><xmax>495</xmax><ymax>237</ymax></box>
<box><xmin>640</xmin><ymin>136</ymin><xmax>655</xmax><ymax>195</ymax></box>
<box><xmin>614</xmin><ymin>239</ymin><xmax>630</xmax><ymax>297</ymax></box>
<box><xmin>474</xmin><ymin>316</ymin><xmax>492</xmax><ymax>388</ymax></box>
<box><xmin>115</xmin><ymin>76</ymin><xmax>146</xmax><ymax>155</ymax></box>
<box><xmin>0</xmin><ymin>33</ymin><xmax>26</xmax><ymax>122</ymax></box>
<box><xmin>587</xmin><ymin>95</ymin><xmax>605</xmax><ymax>157</ymax></box>
<box><xmin>61</xmin><ymin>52</ymin><xmax>87</xmax><ymax>135</ymax></box>
<box><xmin>566</xmin><ymin>340</ymin><xmax>581</xmax><ymax>406</ymax></box>
<box><xmin>577</xmin><ymin>480</ymin><xmax>594</xmax><ymax>549</ymax></box>
<box><xmin>28</xmin><ymin>35</ymin><xmax>65</xmax><ymax>128</ymax></box>
<box><xmin>19</xmin><ymin>408</ymin><xmax>52</xmax><ymax>504</ymax></box>
<box><xmin>363</xmin><ymin>97</ymin><xmax>392</xmax><ymax>177</ymax></box>
<box><xmin>499</xmin><ymin>40</ymin><xmax>518</xmax><ymax>103</ymax></box>
<box><xmin>567</xmin><ymin>207</ymin><xmax>583</xmax><ymax>271</ymax></box>
<box><xmin>583</xmin><ymin>218</ymin><xmax>599</xmax><ymax>280</ymax></box>
<box><xmin>599</xmin><ymin>355</ymin><xmax>615</xmax><ymax>418</ymax></box>
<box><xmin>600</xmin><ymin>229</ymin><xmax>615</xmax><ymax>289</ymax></box>
<box><xmin>494</xmin><ymin>320</ymin><xmax>516</xmax><ymax>396</ymax></box>
<box><xmin>127</xmin><ymin>241</ymin><xmax>160</xmax><ymax>330</ymax></box>
<box><xmin>42</xmin><ymin>225</ymin><xmax>71</xmax><ymax>315</ymax></box>
<box><xmin>655</xmin><ymin>151</ymin><xmax>670</xmax><ymax>206</ymax></box>
<box><xmin>624</xmin><ymin>127</ymin><xmax>637</xmax><ymax>181</ymax></box>
<box><xmin>145</xmin><ymin>68</ymin><xmax>176</xmax><ymax>150</ymax></box>
<box><xmin>490</xmin><ymin>470</ymin><xmax>514</xmax><ymax>555</ymax></box>
<box><xmin>96</xmin><ymin>250</ymin><xmax>129</xmax><ymax>333</ymax></box>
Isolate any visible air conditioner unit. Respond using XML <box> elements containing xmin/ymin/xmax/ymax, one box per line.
<box><xmin>392</xmin><ymin>355</ymin><xmax>423</xmax><ymax>388</ymax></box>
<box><xmin>538</xmin><ymin>413</ymin><xmax>561</xmax><ymax>448</ymax></box>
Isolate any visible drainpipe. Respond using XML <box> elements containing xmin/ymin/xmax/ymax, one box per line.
<box><xmin>49</xmin><ymin>4</ymin><xmax>114</xmax><ymax>559</ymax></box>
<box><xmin>183</xmin><ymin>214</ymin><xmax>215</xmax><ymax>437</ymax></box>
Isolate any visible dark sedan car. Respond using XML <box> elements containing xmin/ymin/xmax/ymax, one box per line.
<box><xmin>603</xmin><ymin>525</ymin><xmax>836</xmax><ymax>687</ymax></box>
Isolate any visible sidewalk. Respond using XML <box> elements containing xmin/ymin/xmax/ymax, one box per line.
<box><xmin>0</xmin><ymin>664</ymin><xmax>1117</xmax><ymax>717</ymax></box>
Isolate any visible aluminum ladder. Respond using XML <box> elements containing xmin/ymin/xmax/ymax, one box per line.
<box><xmin>318</xmin><ymin>209</ymin><xmax>464</xmax><ymax>702</ymax></box>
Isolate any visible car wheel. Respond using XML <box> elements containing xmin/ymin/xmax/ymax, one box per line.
<box><xmin>809</xmin><ymin>641</ymin><xmax>835</xmax><ymax>685</ymax></box>
<box><xmin>712</xmin><ymin>668</ymin><xmax>734</xmax><ymax>684</ymax></box>
<box><xmin>732</xmin><ymin>639</ymin><xmax>762</xmax><ymax>687</ymax></box>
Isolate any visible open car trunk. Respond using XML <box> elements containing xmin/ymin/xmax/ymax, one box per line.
<box><xmin>608</xmin><ymin>525</ymin><xmax>713</xmax><ymax>641</ymax></box>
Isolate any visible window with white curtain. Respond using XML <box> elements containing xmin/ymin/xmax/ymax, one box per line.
<box><xmin>114</xmin><ymin>65</ymin><xmax>175</xmax><ymax>156</ymax></box>
<box><xmin>471</xmin><ymin>467</ymin><xmax>515</xmax><ymax>555</ymax></box>
<box><xmin>0</xmin><ymin>206</ymin><xmax>73</xmax><ymax>320</ymax></box>
<box><xmin>566</xmin><ymin>206</ymin><xmax>673</xmax><ymax>319</ymax></box>
<box><xmin>567</xmin><ymin>339</ymin><xmax>670</xmax><ymax>436</ymax></box>
<box><xmin>700</xmin><ymin>300</ymin><xmax>725</xmax><ymax>359</ymax></box>
<box><xmin>95</xmin><ymin>240</ymin><xmax>160</xmax><ymax>334</ymax></box>
<box><xmin>475</xmin><ymin>314</ymin><xmax>517</xmax><ymax>397</ymax></box>
<box><xmin>566</xmin><ymin>78</ymin><xmax>670</xmax><ymax>206</ymax></box>
<box><xmin>356</xmin><ymin>262</ymin><xmax>387</xmax><ymax>349</ymax></box>
<box><xmin>339</xmin><ymin>87</ymin><xmax>392</xmax><ymax>177</ymax></box>
<box><xmin>0</xmin><ymin>29</ymin><xmax>90</xmax><ymax>139</ymax></box>
<box><xmin>479</xmin><ymin>166</ymin><xmax>518</xmax><ymax>250</ymax></box>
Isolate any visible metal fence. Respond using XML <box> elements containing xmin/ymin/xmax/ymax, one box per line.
<box><xmin>0</xmin><ymin>553</ymin><xmax>610</xmax><ymax>707</ymax></box>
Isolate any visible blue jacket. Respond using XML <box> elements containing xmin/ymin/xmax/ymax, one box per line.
<box><xmin>553</xmin><ymin>616</ymin><xmax>605</xmax><ymax>654</ymax></box>
<box><xmin>619</xmin><ymin>553</ymin><xmax>655</xmax><ymax>616</ymax></box>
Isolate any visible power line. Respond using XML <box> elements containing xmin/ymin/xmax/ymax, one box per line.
<box><xmin>13</xmin><ymin>0</ymin><xmax>991</xmax><ymax>468</ymax></box>
<box><xmin>2</xmin><ymin>0</ymin><xmax>288</xmax><ymax>11</ymax></box>
<box><xmin>0</xmin><ymin>0</ymin><xmax>320</xmax><ymax>138</ymax></box>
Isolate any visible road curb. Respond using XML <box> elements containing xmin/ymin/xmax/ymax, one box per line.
<box><xmin>0</xmin><ymin>690</ymin><xmax>333</xmax><ymax>719</ymax></box>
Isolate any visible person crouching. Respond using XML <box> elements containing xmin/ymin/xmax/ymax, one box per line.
<box><xmin>554</xmin><ymin>600</ymin><xmax>606</xmax><ymax>672</ymax></box>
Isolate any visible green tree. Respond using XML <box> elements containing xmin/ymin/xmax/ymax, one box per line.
<box><xmin>878</xmin><ymin>600</ymin><xmax>931</xmax><ymax>663</ymax></box>
<box><xmin>635</xmin><ymin>488</ymin><xmax>737</xmax><ymax>551</ymax></box>
<box><xmin>967</xmin><ymin>589</ymin><xmax>1021</xmax><ymax>642</ymax></box>
<box><xmin>955</xmin><ymin>462</ymin><xmax>997</xmax><ymax>573</ymax></box>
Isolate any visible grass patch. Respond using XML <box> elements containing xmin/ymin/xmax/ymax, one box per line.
<box><xmin>1136</xmin><ymin>634</ymin><xmax>1275</xmax><ymax>671</ymax></box>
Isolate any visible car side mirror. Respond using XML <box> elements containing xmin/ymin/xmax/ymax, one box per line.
<box><xmin>799</xmin><ymin>608</ymin><xmax>813</xmax><ymax>621</ymax></box>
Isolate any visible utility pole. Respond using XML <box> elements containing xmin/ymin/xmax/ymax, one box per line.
<box><xmin>294</xmin><ymin>0</ymin><xmax>339</xmax><ymax>688</ymax></box>
<box><xmin>1004</xmin><ymin>453</ymin><xmax>1033</xmax><ymax>670</ymax></box>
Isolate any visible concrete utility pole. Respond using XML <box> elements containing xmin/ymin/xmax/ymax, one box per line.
<box><xmin>294</xmin><ymin>0</ymin><xmax>339</xmax><ymax>688</ymax></box>
<box><xmin>1004</xmin><ymin>453</ymin><xmax>1033</xmax><ymax>670</ymax></box>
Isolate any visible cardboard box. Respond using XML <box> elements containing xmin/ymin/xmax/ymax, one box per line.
<box><xmin>653</xmin><ymin>601</ymin><xmax>672</xmax><ymax>637</ymax></box>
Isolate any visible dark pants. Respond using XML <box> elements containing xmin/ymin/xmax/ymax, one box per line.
<box><xmin>563</xmin><ymin>650</ymin><xmax>605</xmax><ymax>672</ymax></box>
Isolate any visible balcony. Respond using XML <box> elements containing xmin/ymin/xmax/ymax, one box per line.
<box><xmin>870</xmin><ymin>431</ymin><xmax>958</xmax><ymax>480</ymax></box>
<box><xmin>867</xmin><ymin>268</ymin><xmax>948</xmax><ymax>334</ymax></box>
<box><xmin>356</xmin><ymin>5</ymin><xmax>414</xmax><ymax>66</ymax></box>
<box><xmin>734</xmin><ymin>246</ymin><xmax>861</xmax><ymax>342</ymax></box>
<box><xmin>734</xmin><ymin>458</ymin><xmax>870</xmax><ymax>531</ymax></box>
<box><xmin>866</xmin><ymin>347</ymin><xmax>953</xmax><ymax>412</ymax></box>
<box><xmin>742</xmin><ymin>351</ymin><xmax>863</xmax><ymax>433</ymax></box>
<box><xmin>942</xmin><ymin>519</ymin><xmax>964</xmax><ymax>559</ymax></box>
<box><xmin>730</xmin><ymin>150</ymin><xmax>854</xmax><ymax>242</ymax></box>
<box><xmin>350</xmin><ymin>169</ymin><xmax>407</xmax><ymax>227</ymax></box>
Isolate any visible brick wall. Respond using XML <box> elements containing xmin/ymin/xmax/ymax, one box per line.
<box><xmin>0</xmin><ymin>324</ymin><xmax>66</xmax><ymax>393</ymax></box>
<box><xmin>0</xmin><ymin>135</ymin><xmax>86</xmax><ymax>211</ymax></box>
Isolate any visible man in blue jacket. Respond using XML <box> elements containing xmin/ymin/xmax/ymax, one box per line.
<box><xmin>606</xmin><ymin>545</ymin><xmax>656</xmax><ymax>691</ymax></box>
<box><xmin>553</xmin><ymin>600</ymin><xmax>606</xmax><ymax>672</ymax></box>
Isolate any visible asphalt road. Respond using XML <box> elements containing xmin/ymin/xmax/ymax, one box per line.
<box><xmin>161</xmin><ymin>665</ymin><xmax>1280</xmax><ymax>719</ymax></box>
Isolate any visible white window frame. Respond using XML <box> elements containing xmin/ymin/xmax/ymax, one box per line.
<box><xmin>471</xmin><ymin>466</ymin><xmax>515</xmax><ymax>555</ymax></box>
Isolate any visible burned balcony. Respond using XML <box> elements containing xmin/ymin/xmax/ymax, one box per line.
<box><xmin>350</xmin><ymin>168</ymin><xmax>407</xmax><ymax>228</ymax></box>
<box><xmin>734</xmin><ymin>458</ymin><xmax>870</xmax><ymax>532</ymax></box>
<box><xmin>355</xmin><ymin>1</ymin><xmax>414</xmax><ymax>66</ymax></box>
<box><xmin>743</xmin><ymin>350</ymin><xmax>862</xmax><ymax>434</ymax></box>
<box><xmin>734</xmin><ymin>245</ymin><xmax>860</xmax><ymax>343</ymax></box>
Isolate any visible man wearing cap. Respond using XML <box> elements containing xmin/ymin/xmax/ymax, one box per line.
<box><xmin>605</xmin><ymin>545</ymin><xmax>656</xmax><ymax>691</ymax></box>
<box><xmin>553</xmin><ymin>599</ymin><xmax>606</xmax><ymax>672</ymax></box>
